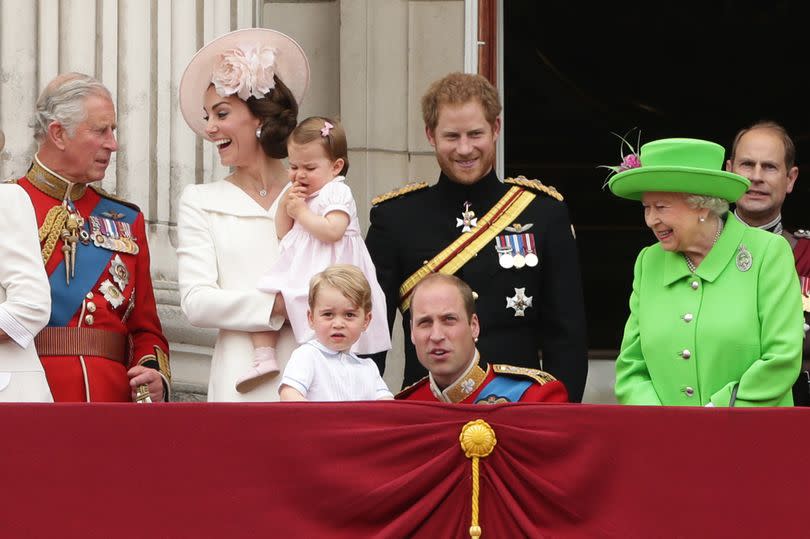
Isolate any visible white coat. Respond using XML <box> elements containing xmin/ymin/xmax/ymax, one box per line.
<box><xmin>0</xmin><ymin>184</ymin><xmax>53</xmax><ymax>402</ymax></box>
<box><xmin>177</xmin><ymin>180</ymin><xmax>296</xmax><ymax>401</ymax></box>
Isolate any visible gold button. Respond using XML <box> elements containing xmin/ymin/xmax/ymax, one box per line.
<box><xmin>86</xmin><ymin>302</ymin><xmax>97</xmax><ymax>313</ymax></box>
<box><xmin>86</xmin><ymin>292</ymin><xmax>94</xmax><ymax>299</ymax></box>
<box><xmin>84</xmin><ymin>314</ymin><xmax>94</xmax><ymax>325</ymax></box>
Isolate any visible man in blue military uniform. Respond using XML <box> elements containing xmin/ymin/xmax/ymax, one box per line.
<box><xmin>366</xmin><ymin>72</ymin><xmax>588</xmax><ymax>401</ymax></box>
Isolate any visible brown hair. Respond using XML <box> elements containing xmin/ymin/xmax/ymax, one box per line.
<box><xmin>308</xmin><ymin>264</ymin><xmax>372</xmax><ymax>312</ymax></box>
<box><xmin>730</xmin><ymin>120</ymin><xmax>796</xmax><ymax>169</ymax></box>
<box><xmin>421</xmin><ymin>72</ymin><xmax>502</xmax><ymax>132</ymax></box>
<box><xmin>289</xmin><ymin>116</ymin><xmax>349</xmax><ymax>175</ymax></box>
<box><xmin>410</xmin><ymin>273</ymin><xmax>476</xmax><ymax>321</ymax></box>
<box><xmin>247</xmin><ymin>75</ymin><xmax>299</xmax><ymax>159</ymax></box>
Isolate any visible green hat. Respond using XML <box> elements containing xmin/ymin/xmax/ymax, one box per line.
<box><xmin>608</xmin><ymin>138</ymin><xmax>750</xmax><ymax>202</ymax></box>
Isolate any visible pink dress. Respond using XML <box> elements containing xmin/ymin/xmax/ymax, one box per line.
<box><xmin>257</xmin><ymin>176</ymin><xmax>391</xmax><ymax>354</ymax></box>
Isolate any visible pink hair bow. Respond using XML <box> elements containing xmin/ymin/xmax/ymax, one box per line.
<box><xmin>320</xmin><ymin>121</ymin><xmax>334</xmax><ymax>137</ymax></box>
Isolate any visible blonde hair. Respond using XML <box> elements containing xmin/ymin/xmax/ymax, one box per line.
<box><xmin>421</xmin><ymin>72</ymin><xmax>501</xmax><ymax>132</ymax></box>
<box><xmin>289</xmin><ymin>116</ymin><xmax>349</xmax><ymax>175</ymax></box>
<box><xmin>308</xmin><ymin>264</ymin><xmax>372</xmax><ymax>312</ymax></box>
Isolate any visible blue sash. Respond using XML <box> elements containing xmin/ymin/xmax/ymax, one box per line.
<box><xmin>48</xmin><ymin>197</ymin><xmax>138</xmax><ymax>326</ymax></box>
<box><xmin>475</xmin><ymin>375</ymin><xmax>532</xmax><ymax>403</ymax></box>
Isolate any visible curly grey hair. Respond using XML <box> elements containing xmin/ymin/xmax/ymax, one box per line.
<box><xmin>685</xmin><ymin>194</ymin><xmax>729</xmax><ymax>217</ymax></box>
<box><xmin>30</xmin><ymin>72</ymin><xmax>112</xmax><ymax>141</ymax></box>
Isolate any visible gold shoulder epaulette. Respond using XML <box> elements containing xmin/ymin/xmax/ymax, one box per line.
<box><xmin>394</xmin><ymin>376</ymin><xmax>429</xmax><ymax>399</ymax></box>
<box><xmin>89</xmin><ymin>184</ymin><xmax>141</xmax><ymax>212</ymax></box>
<box><xmin>793</xmin><ymin>229</ymin><xmax>810</xmax><ymax>240</ymax></box>
<box><xmin>493</xmin><ymin>364</ymin><xmax>557</xmax><ymax>385</ymax></box>
<box><xmin>504</xmin><ymin>176</ymin><xmax>563</xmax><ymax>202</ymax></box>
<box><xmin>371</xmin><ymin>181</ymin><xmax>429</xmax><ymax>206</ymax></box>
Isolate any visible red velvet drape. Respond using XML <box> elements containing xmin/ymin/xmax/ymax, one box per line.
<box><xmin>0</xmin><ymin>402</ymin><xmax>805</xmax><ymax>538</ymax></box>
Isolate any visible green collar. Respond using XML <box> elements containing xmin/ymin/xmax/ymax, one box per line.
<box><xmin>661</xmin><ymin>212</ymin><xmax>745</xmax><ymax>285</ymax></box>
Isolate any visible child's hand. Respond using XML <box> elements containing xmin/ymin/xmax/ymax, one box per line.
<box><xmin>286</xmin><ymin>182</ymin><xmax>307</xmax><ymax>218</ymax></box>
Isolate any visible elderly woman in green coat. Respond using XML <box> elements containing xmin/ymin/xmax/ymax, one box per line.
<box><xmin>609</xmin><ymin>138</ymin><xmax>804</xmax><ymax>407</ymax></box>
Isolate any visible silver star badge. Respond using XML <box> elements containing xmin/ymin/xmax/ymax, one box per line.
<box><xmin>456</xmin><ymin>202</ymin><xmax>477</xmax><ymax>232</ymax></box>
<box><xmin>109</xmin><ymin>254</ymin><xmax>129</xmax><ymax>290</ymax></box>
<box><xmin>506</xmin><ymin>288</ymin><xmax>533</xmax><ymax>317</ymax></box>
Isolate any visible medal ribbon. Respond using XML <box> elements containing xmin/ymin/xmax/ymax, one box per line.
<box><xmin>398</xmin><ymin>186</ymin><xmax>536</xmax><ymax>312</ymax></box>
<box><xmin>48</xmin><ymin>198</ymin><xmax>137</xmax><ymax>326</ymax></box>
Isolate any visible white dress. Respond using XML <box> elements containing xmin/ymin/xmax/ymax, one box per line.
<box><xmin>177</xmin><ymin>180</ymin><xmax>297</xmax><ymax>402</ymax></box>
<box><xmin>0</xmin><ymin>184</ymin><xmax>53</xmax><ymax>402</ymax></box>
<box><xmin>257</xmin><ymin>177</ymin><xmax>391</xmax><ymax>355</ymax></box>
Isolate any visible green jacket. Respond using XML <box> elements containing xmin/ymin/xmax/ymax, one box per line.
<box><xmin>615</xmin><ymin>213</ymin><xmax>803</xmax><ymax>407</ymax></box>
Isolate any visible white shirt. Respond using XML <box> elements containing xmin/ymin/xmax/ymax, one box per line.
<box><xmin>280</xmin><ymin>340</ymin><xmax>393</xmax><ymax>401</ymax></box>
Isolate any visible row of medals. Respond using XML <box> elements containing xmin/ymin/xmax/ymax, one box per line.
<box><xmin>497</xmin><ymin>248</ymin><xmax>538</xmax><ymax>269</ymax></box>
<box><xmin>458</xmin><ymin>202</ymin><xmax>538</xmax><ymax>270</ymax></box>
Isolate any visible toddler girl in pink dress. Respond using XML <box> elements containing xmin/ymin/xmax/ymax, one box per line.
<box><xmin>237</xmin><ymin>117</ymin><xmax>391</xmax><ymax>391</ymax></box>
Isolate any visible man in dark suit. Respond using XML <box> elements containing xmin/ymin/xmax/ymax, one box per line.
<box><xmin>365</xmin><ymin>72</ymin><xmax>588</xmax><ymax>401</ymax></box>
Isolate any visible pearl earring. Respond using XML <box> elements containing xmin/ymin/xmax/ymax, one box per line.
<box><xmin>699</xmin><ymin>216</ymin><xmax>706</xmax><ymax>223</ymax></box>
<box><xmin>255</xmin><ymin>126</ymin><xmax>262</xmax><ymax>139</ymax></box>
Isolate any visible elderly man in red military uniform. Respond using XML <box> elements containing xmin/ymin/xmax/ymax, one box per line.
<box><xmin>396</xmin><ymin>273</ymin><xmax>567</xmax><ymax>403</ymax></box>
<box><xmin>13</xmin><ymin>72</ymin><xmax>170</xmax><ymax>402</ymax></box>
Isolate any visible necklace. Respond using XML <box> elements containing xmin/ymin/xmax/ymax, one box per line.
<box><xmin>684</xmin><ymin>217</ymin><xmax>724</xmax><ymax>273</ymax></box>
<box><xmin>258</xmin><ymin>188</ymin><xmax>267</xmax><ymax>197</ymax></box>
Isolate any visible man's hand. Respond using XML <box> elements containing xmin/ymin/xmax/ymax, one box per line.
<box><xmin>0</xmin><ymin>329</ymin><xmax>10</xmax><ymax>343</ymax></box>
<box><xmin>127</xmin><ymin>365</ymin><xmax>165</xmax><ymax>402</ymax></box>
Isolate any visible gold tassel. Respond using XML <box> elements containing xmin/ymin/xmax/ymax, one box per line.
<box><xmin>38</xmin><ymin>205</ymin><xmax>69</xmax><ymax>264</ymax></box>
<box><xmin>459</xmin><ymin>420</ymin><xmax>497</xmax><ymax>538</ymax></box>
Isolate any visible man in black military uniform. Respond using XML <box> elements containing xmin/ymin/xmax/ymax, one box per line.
<box><xmin>725</xmin><ymin>120</ymin><xmax>810</xmax><ymax>404</ymax></box>
<box><xmin>365</xmin><ymin>72</ymin><xmax>588</xmax><ymax>402</ymax></box>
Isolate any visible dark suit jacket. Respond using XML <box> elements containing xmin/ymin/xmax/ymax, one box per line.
<box><xmin>366</xmin><ymin>169</ymin><xmax>589</xmax><ymax>402</ymax></box>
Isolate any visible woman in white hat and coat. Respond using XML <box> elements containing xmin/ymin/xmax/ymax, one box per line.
<box><xmin>176</xmin><ymin>28</ymin><xmax>310</xmax><ymax>401</ymax></box>
<box><xmin>609</xmin><ymin>137</ymin><xmax>803</xmax><ymax>407</ymax></box>
<box><xmin>0</xmin><ymin>128</ymin><xmax>54</xmax><ymax>402</ymax></box>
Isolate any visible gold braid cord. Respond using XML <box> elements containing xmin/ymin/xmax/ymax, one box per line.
<box><xmin>459</xmin><ymin>420</ymin><xmax>497</xmax><ymax>538</ymax></box>
<box><xmin>38</xmin><ymin>205</ymin><xmax>69</xmax><ymax>264</ymax></box>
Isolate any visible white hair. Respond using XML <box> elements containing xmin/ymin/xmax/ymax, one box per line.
<box><xmin>685</xmin><ymin>194</ymin><xmax>729</xmax><ymax>217</ymax></box>
<box><xmin>30</xmin><ymin>72</ymin><xmax>112</xmax><ymax>141</ymax></box>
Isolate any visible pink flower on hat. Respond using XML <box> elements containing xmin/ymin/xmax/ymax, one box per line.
<box><xmin>211</xmin><ymin>44</ymin><xmax>278</xmax><ymax>101</ymax></box>
<box><xmin>598</xmin><ymin>128</ymin><xmax>642</xmax><ymax>185</ymax></box>
<box><xmin>619</xmin><ymin>153</ymin><xmax>641</xmax><ymax>172</ymax></box>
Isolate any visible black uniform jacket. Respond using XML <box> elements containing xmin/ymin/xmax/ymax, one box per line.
<box><xmin>366</xmin><ymin>169</ymin><xmax>589</xmax><ymax>402</ymax></box>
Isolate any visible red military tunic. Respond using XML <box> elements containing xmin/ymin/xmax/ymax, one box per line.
<box><xmin>396</xmin><ymin>357</ymin><xmax>568</xmax><ymax>404</ymax></box>
<box><xmin>16</xmin><ymin>159</ymin><xmax>170</xmax><ymax>402</ymax></box>
<box><xmin>791</xmin><ymin>230</ymin><xmax>810</xmax><ymax>360</ymax></box>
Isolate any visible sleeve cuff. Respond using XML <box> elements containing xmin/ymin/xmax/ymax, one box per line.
<box><xmin>0</xmin><ymin>306</ymin><xmax>35</xmax><ymax>348</ymax></box>
<box><xmin>279</xmin><ymin>377</ymin><xmax>307</xmax><ymax>397</ymax></box>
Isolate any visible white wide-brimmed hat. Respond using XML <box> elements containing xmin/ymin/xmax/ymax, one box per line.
<box><xmin>179</xmin><ymin>28</ymin><xmax>310</xmax><ymax>138</ymax></box>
